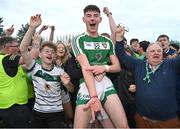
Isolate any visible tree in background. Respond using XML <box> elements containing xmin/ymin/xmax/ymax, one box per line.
<box><xmin>0</xmin><ymin>17</ymin><xmax>4</xmax><ymax>36</ymax></box>
<box><xmin>0</xmin><ymin>17</ymin><xmax>3</xmax><ymax>27</ymax></box>
<box><xmin>170</xmin><ymin>40</ymin><xmax>180</xmax><ymax>47</ymax></box>
<box><xmin>16</xmin><ymin>23</ymin><xmax>29</xmax><ymax>43</ymax></box>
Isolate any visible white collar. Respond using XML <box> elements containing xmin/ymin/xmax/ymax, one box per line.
<box><xmin>148</xmin><ymin>63</ymin><xmax>161</xmax><ymax>73</ymax></box>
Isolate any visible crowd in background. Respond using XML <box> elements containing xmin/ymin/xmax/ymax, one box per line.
<box><xmin>0</xmin><ymin>4</ymin><xmax>180</xmax><ymax>128</ymax></box>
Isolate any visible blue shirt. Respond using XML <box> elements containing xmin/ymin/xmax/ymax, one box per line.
<box><xmin>115</xmin><ymin>41</ymin><xmax>180</xmax><ymax>120</ymax></box>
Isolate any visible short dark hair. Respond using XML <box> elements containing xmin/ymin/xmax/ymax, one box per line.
<box><xmin>157</xmin><ymin>34</ymin><xmax>169</xmax><ymax>41</ymax></box>
<box><xmin>83</xmin><ymin>5</ymin><xmax>100</xmax><ymax>14</ymax></box>
<box><xmin>169</xmin><ymin>43</ymin><xmax>179</xmax><ymax>51</ymax></box>
<box><xmin>40</xmin><ymin>41</ymin><xmax>57</xmax><ymax>52</ymax></box>
<box><xmin>0</xmin><ymin>36</ymin><xmax>17</xmax><ymax>47</ymax></box>
<box><xmin>130</xmin><ymin>38</ymin><xmax>139</xmax><ymax>45</ymax></box>
<box><xmin>139</xmin><ymin>40</ymin><xmax>150</xmax><ymax>52</ymax></box>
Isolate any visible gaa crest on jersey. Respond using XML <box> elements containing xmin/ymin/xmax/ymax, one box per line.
<box><xmin>94</xmin><ymin>42</ymin><xmax>100</xmax><ymax>49</ymax></box>
<box><xmin>95</xmin><ymin>53</ymin><xmax>102</xmax><ymax>61</ymax></box>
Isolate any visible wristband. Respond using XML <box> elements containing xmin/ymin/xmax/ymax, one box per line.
<box><xmin>104</xmin><ymin>65</ymin><xmax>110</xmax><ymax>72</ymax></box>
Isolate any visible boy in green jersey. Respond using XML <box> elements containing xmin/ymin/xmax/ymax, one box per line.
<box><xmin>72</xmin><ymin>4</ymin><xmax>129</xmax><ymax>128</ymax></box>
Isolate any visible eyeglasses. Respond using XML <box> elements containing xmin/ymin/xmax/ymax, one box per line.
<box><xmin>42</xmin><ymin>49</ymin><xmax>55</xmax><ymax>54</ymax></box>
<box><xmin>117</xmin><ymin>23</ymin><xmax>129</xmax><ymax>32</ymax></box>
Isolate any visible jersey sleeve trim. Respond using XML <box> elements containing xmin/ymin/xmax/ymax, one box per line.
<box><xmin>27</xmin><ymin>60</ymin><xmax>36</xmax><ymax>73</ymax></box>
<box><xmin>72</xmin><ymin>34</ymin><xmax>85</xmax><ymax>57</ymax></box>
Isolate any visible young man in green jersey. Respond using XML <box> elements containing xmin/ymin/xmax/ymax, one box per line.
<box><xmin>72</xmin><ymin>4</ymin><xmax>129</xmax><ymax>128</ymax></box>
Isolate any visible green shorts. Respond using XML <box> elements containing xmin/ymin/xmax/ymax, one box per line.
<box><xmin>76</xmin><ymin>76</ymin><xmax>117</xmax><ymax>106</ymax></box>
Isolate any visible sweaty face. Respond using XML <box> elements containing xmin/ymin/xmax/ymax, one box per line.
<box><xmin>146</xmin><ymin>44</ymin><xmax>163</xmax><ymax>66</ymax></box>
<box><xmin>83</xmin><ymin>11</ymin><xmax>102</xmax><ymax>35</ymax></box>
<box><xmin>158</xmin><ymin>37</ymin><xmax>169</xmax><ymax>52</ymax></box>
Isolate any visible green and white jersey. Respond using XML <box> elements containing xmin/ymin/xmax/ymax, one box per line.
<box><xmin>72</xmin><ymin>32</ymin><xmax>115</xmax><ymax>66</ymax></box>
<box><xmin>28</xmin><ymin>60</ymin><xmax>64</xmax><ymax>113</ymax></box>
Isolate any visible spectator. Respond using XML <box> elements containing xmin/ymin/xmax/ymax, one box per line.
<box><xmin>138</xmin><ymin>40</ymin><xmax>150</xmax><ymax>60</ymax></box>
<box><xmin>130</xmin><ymin>38</ymin><xmax>139</xmax><ymax>50</ymax></box>
<box><xmin>38</xmin><ymin>25</ymin><xmax>55</xmax><ymax>41</ymax></box>
<box><xmin>169</xmin><ymin>43</ymin><xmax>179</xmax><ymax>53</ymax></box>
<box><xmin>55</xmin><ymin>41</ymin><xmax>74</xmax><ymax>127</ymax></box>
<box><xmin>0</xmin><ymin>36</ymin><xmax>31</xmax><ymax>127</ymax></box>
<box><xmin>103</xmin><ymin>6</ymin><xmax>136</xmax><ymax>128</ymax></box>
<box><xmin>157</xmin><ymin>34</ymin><xmax>176</xmax><ymax>58</ymax></box>
<box><xmin>0</xmin><ymin>24</ymin><xmax>14</xmax><ymax>37</ymax></box>
<box><xmin>19</xmin><ymin>14</ymin><xmax>73</xmax><ymax>128</ymax></box>
<box><xmin>115</xmin><ymin>26</ymin><xmax>180</xmax><ymax>128</ymax></box>
<box><xmin>103</xmin><ymin>7</ymin><xmax>116</xmax><ymax>44</ymax></box>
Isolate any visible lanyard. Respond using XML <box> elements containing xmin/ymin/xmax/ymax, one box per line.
<box><xmin>143</xmin><ymin>62</ymin><xmax>154</xmax><ymax>83</ymax></box>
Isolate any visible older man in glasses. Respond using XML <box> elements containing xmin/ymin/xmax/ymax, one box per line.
<box><xmin>0</xmin><ymin>35</ymin><xmax>40</xmax><ymax>127</ymax></box>
<box><xmin>0</xmin><ymin>36</ymin><xmax>30</xmax><ymax>127</ymax></box>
